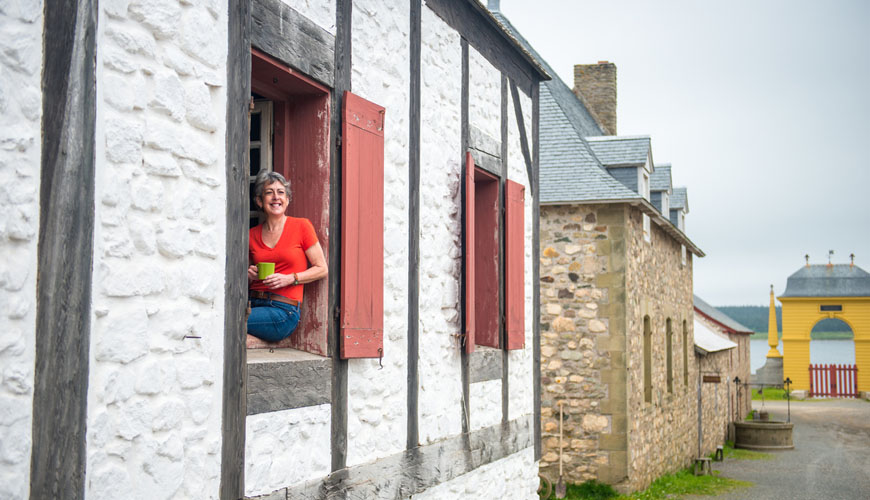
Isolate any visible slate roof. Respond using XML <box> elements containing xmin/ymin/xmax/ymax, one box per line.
<box><xmin>650</xmin><ymin>164</ymin><xmax>672</xmax><ymax>193</ymax></box>
<box><xmin>780</xmin><ymin>264</ymin><xmax>870</xmax><ymax>298</ymax></box>
<box><xmin>586</xmin><ymin>136</ymin><xmax>651</xmax><ymax>168</ymax></box>
<box><xmin>694</xmin><ymin>295</ymin><xmax>753</xmax><ymax>334</ymax></box>
<box><xmin>539</xmin><ymin>85</ymin><xmax>642</xmax><ymax>204</ymax></box>
<box><xmin>694</xmin><ymin>319</ymin><xmax>737</xmax><ymax>354</ymax></box>
<box><xmin>671</xmin><ymin>187</ymin><xmax>688</xmax><ymax>212</ymax></box>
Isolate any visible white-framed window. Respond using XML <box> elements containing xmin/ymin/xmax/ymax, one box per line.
<box><xmin>661</xmin><ymin>192</ymin><xmax>669</xmax><ymax>216</ymax></box>
<box><xmin>249</xmin><ymin>100</ymin><xmax>273</xmax><ymax>228</ymax></box>
<box><xmin>681</xmin><ymin>244</ymin><xmax>687</xmax><ymax>266</ymax></box>
<box><xmin>641</xmin><ymin>171</ymin><xmax>651</xmax><ymax>242</ymax></box>
<box><xmin>678</xmin><ymin>211</ymin><xmax>685</xmax><ymax>232</ymax></box>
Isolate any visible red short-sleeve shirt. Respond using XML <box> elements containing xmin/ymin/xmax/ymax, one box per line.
<box><xmin>249</xmin><ymin>217</ymin><xmax>318</xmax><ymax>302</ymax></box>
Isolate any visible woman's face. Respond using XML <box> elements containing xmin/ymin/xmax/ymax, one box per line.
<box><xmin>258</xmin><ymin>181</ymin><xmax>289</xmax><ymax>216</ymax></box>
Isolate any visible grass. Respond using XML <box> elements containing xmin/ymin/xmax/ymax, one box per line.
<box><xmin>544</xmin><ymin>471</ymin><xmax>750</xmax><ymax>500</ymax></box>
<box><xmin>721</xmin><ymin>441</ymin><xmax>772</xmax><ymax>461</ymax></box>
<box><xmin>750</xmin><ymin>387</ymin><xmax>789</xmax><ymax>401</ymax></box>
<box><xmin>618</xmin><ymin>469</ymin><xmax>750</xmax><ymax>500</ymax></box>
<box><xmin>750</xmin><ymin>331</ymin><xmax>853</xmax><ymax>340</ymax></box>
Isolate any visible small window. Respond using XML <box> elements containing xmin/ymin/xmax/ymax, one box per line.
<box><xmin>682</xmin><ymin>320</ymin><xmax>688</xmax><ymax>388</ymax></box>
<box><xmin>643</xmin><ymin>315</ymin><xmax>652</xmax><ymax>403</ymax></box>
<box><xmin>665</xmin><ymin>318</ymin><xmax>674</xmax><ymax>393</ymax></box>
<box><xmin>643</xmin><ymin>213</ymin><xmax>651</xmax><ymax>242</ymax></box>
<box><xmin>249</xmin><ymin>49</ymin><xmax>331</xmax><ymax>356</ymax></box>
<box><xmin>463</xmin><ymin>153</ymin><xmax>525</xmax><ymax>352</ymax></box>
<box><xmin>681</xmin><ymin>245</ymin><xmax>687</xmax><ymax>266</ymax></box>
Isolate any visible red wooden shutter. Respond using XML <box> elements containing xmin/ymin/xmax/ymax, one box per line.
<box><xmin>505</xmin><ymin>180</ymin><xmax>525</xmax><ymax>350</ymax></box>
<box><xmin>341</xmin><ymin>91</ymin><xmax>385</xmax><ymax>359</ymax></box>
<box><xmin>464</xmin><ymin>152</ymin><xmax>476</xmax><ymax>353</ymax></box>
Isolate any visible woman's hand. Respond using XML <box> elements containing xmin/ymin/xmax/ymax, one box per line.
<box><xmin>248</xmin><ymin>265</ymin><xmax>258</xmax><ymax>282</ymax></box>
<box><xmin>262</xmin><ymin>273</ymin><xmax>295</xmax><ymax>290</ymax></box>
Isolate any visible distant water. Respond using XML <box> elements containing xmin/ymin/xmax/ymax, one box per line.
<box><xmin>750</xmin><ymin>339</ymin><xmax>856</xmax><ymax>372</ymax></box>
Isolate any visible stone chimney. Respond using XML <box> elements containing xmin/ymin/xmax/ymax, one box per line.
<box><xmin>574</xmin><ymin>61</ymin><xmax>617</xmax><ymax>135</ymax></box>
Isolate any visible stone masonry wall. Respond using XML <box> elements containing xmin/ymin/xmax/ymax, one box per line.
<box><xmin>539</xmin><ymin>204</ymin><xmax>621</xmax><ymax>486</ymax></box>
<box><xmin>697</xmin><ymin>314</ymin><xmax>752</xmax><ymax>422</ymax></box>
<box><xmin>624</xmin><ymin>206</ymin><xmax>696</xmax><ymax>492</ymax></box>
<box><xmin>0</xmin><ymin>2</ymin><xmax>42</xmax><ymax>498</ymax></box>
<box><xmin>86</xmin><ymin>1</ymin><xmax>228</xmax><ymax>498</ymax></box>
<box><xmin>697</xmin><ymin>351</ymin><xmax>732</xmax><ymax>457</ymax></box>
<box><xmin>573</xmin><ymin>62</ymin><xmax>616</xmax><ymax>136</ymax></box>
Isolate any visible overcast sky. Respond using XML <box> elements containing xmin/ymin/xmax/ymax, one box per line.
<box><xmin>499</xmin><ymin>0</ymin><xmax>870</xmax><ymax>306</ymax></box>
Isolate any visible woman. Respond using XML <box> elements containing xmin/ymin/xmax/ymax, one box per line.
<box><xmin>247</xmin><ymin>170</ymin><xmax>327</xmax><ymax>343</ymax></box>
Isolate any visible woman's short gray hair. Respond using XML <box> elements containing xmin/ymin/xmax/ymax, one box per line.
<box><xmin>253</xmin><ymin>170</ymin><xmax>291</xmax><ymax>201</ymax></box>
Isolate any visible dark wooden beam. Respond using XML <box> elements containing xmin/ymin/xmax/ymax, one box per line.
<box><xmin>407</xmin><ymin>0</ymin><xmax>422</xmax><ymax>451</ymax></box>
<box><xmin>426</xmin><ymin>0</ymin><xmax>539</xmax><ymax>96</ymax></box>
<box><xmin>251</xmin><ymin>0</ymin><xmax>335</xmax><ymax>88</ymax></box>
<box><xmin>500</xmin><ymin>74</ymin><xmax>510</xmax><ymax>423</ymax></box>
<box><xmin>247</xmin><ymin>357</ymin><xmax>331</xmax><ymax>414</ymax></box>
<box><xmin>31</xmin><ymin>1</ymin><xmax>97</xmax><ymax>497</ymax></box>
<box><xmin>459</xmin><ymin>37</ymin><xmax>470</xmax><ymax>437</ymax></box>
<box><xmin>330</xmin><ymin>0</ymin><xmax>352</xmax><ymax>473</ymax></box>
<box><xmin>509</xmin><ymin>81</ymin><xmax>534</xmax><ymax>198</ymax></box>
<box><xmin>531</xmin><ymin>82</ymin><xmax>542</xmax><ymax>460</ymax></box>
<box><xmin>220</xmin><ymin>1</ymin><xmax>251</xmax><ymax>498</ymax></box>
<box><xmin>258</xmin><ymin>417</ymin><xmax>533</xmax><ymax>499</ymax></box>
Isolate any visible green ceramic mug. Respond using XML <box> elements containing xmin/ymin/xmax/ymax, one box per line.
<box><xmin>257</xmin><ymin>262</ymin><xmax>275</xmax><ymax>280</ymax></box>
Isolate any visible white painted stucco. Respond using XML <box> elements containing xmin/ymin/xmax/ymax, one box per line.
<box><xmin>345</xmin><ymin>0</ymin><xmax>412</xmax><ymax>467</ymax></box>
<box><xmin>245</xmin><ymin>405</ymin><xmax>332</xmax><ymax>497</ymax></box>
<box><xmin>507</xmin><ymin>87</ymin><xmax>535</xmax><ymax>422</ymax></box>
<box><xmin>0</xmin><ymin>2</ymin><xmax>42</xmax><ymax>498</ymax></box>
<box><xmin>85</xmin><ymin>1</ymin><xmax>228</xmax><ymax>498</ymax></box>
<box><xmin>468</xmin><ymin>46</ymin><xmax>502</xmax><ymax>144</ymax></box>
<box><xmin>410</xmin><ymin>446</ymin><xmax>539</xmax><ymax>499</ymax></box>
<box><xmin>470</xmin><ymin>379</ymin><xmax>502</xmax><ymax>431</ymax></box>
<box><xmin>417</xmin><ymin>4</ymin><xmax>464</xmax><ymax>446</ymax></box>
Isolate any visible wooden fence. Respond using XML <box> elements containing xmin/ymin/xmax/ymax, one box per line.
<box><xmin>809</xmin><ymin>364</ymin><xmax>858</xmax><ymax>398</ymax></box>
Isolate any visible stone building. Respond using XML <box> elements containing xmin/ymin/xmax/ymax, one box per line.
<box><xmin>487</xmin><ymin>9</ymin><xmax>707</xmax><ymax>491</ymax></box>
<box><xmin>692</xmin><ymin>318</ymin><xmax>738</xmax><ymax>457</ymax></box>
<box><xmin>1</xmin><ymin>1</ymin><xmax>549</xmax><ymax>498</ymax></box>
<box><xmin>694</xmin><ymin>295</ymin><xmax>753</xmax><ymax>422</ymax></box>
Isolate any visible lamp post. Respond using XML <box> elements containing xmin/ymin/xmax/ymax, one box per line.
<box><xmin>784</xmin><ymin>377</ymin><xmax>792</xmax><ymax>423</ymax></box>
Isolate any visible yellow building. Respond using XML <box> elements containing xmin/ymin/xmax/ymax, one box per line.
<box><xmin>779</xmin><ymin>263</ymin><xmax>870</xmax><ymax>394</ymax></box>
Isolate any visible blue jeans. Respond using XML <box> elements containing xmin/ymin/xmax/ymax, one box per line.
<box><xmin>247</xmin><ymin>298</ymin><xmax>301</xmax><ymax>342</ymax></box>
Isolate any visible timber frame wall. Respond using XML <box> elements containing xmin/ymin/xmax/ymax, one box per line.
<box><xmin>222</xmin><ymin>1</ymin><xmax>546</xmax><ymax>497</ymax></box>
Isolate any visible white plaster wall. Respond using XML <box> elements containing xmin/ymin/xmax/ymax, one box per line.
<box><xmin>409</xmin><ymin>446</ymin><xmax>538</xmax><ymax>500</ymax></box>
<box><xmin>245</xmin><ymin>405</ymin><xmax>331</xmax><ymax>497</ymax></box>
<box><xmin>281</xmin><ymin>0</ymin><xmax>336</xmax><ymax>35</ymax></box>
<box><xmin>86</xmin><ymin>1</ymin><xmax>228</xmax><ymax>498</ymax></box>
<box><xmin>467</xmin><ymin>46</ymin><xmax>501</xmax><ymax>143</ymax></box>
<box><xmin>418</xmin><ymin>4</ymin><xmax>464</xmax><ymax>445</ymax></box>
<box><xmin>346</xmin><ymin>0</ymin><xmax>411</xmax><ymax>466</ymax></box>
<box><xmin>0</xmin><ymin>2</ymin><xmax>42</xmax><ymax>498</ymax></box>
<box><xmin>507</xmin><ymin>87</ymin><xmax>535</xmax><ymax>421</ymax></box>
<box><xmin>469</xmin><ymin>379</ymin><xmax>501</xmax><ymax>431</ymax></box>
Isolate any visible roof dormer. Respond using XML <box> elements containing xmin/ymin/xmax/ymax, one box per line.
<box><xmin>586</xmin><ymin>135</ymin><xmax>652</xmax><ymax>197</ymax></box>
<box><xmin>649</xmin><ymin>163</ymin><xmax>673</xmax><ymax>215</ymax></box>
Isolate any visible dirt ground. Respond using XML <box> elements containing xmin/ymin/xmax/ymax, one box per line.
<box><xmin>688</xmin><ymin>398</ymin><xmax>870</xmax><ymax>500</ymax></box>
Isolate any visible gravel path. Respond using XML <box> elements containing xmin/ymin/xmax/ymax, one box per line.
<box><xmin>688</xmin><ymin>398</ymin><xmax>870</xmax><ymax>500</ymax></box>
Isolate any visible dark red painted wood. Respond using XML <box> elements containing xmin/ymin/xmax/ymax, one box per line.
<box><xmin>505</xmin><ymin>180</ymin><xmax>525</xmax><ymax>350</ymax></box>
<box><xmin>474</xmin><ymin>167</ymin><xmax>499</xmax><ymax>348</ymax></box>
<box><xmin>341</xmin><ymin>90</ymin><xmax>385</xmax><ymax>359</ymax></box>
<box><xmin>464</xmin><ymin>151</ymin><xmax>476</xmax><ymax>353</ymax></box>
<box><xmin>251</xmin><ymin>48</ymin><xmax>331</xmax><ymax>356</ymax></box>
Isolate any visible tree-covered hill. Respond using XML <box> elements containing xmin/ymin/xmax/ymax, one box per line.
<box><xmin>716</xmin><ymin>305</ymin><xmax>851</xmax><ymax>333</ymax></box>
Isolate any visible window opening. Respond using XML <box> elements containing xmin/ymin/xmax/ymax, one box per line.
<box><xmin>644</xmin><ymin>315</ymin><xmax>652</xmax><ymax>403</ymax></box>
<box><xmin>665</xmin><ymin>318</ymin><xmax>674</xmax><ymax>393</ymax></box>
<box><xmin>682</xmin><ymin>319</ymin><xmax>688</xmax><ymax>388</ymax></box>
<box><xmin>474</xmin><ymin>167</ymin><xmax>500</xmax><ymax>348</ymax></box>
<box><xmin>248</xmin><ymin>48</ymin><xmax>331</xmax><ymax>356</ymax></box>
